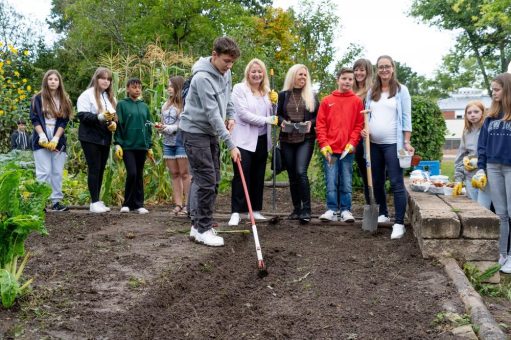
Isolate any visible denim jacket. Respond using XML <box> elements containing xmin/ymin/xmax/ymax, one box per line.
<box><xmin>365</xmin><ymin>84</ymin><xmax>412</xmax><ymax>154</ymax></box>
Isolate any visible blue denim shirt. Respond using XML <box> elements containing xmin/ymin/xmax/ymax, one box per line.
<box><xmin>365</xmin><ymin>84</ymin><xmax>412</xmax><ymax>154</ymax></box>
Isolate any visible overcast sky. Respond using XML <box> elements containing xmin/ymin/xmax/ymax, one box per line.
<box><xmin>9</xmin><ymin>0</ymin><xmax>457</xmax><ymax>77</ymax></box>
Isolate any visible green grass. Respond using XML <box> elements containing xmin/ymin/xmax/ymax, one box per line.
<box><xmin>441</xmin><ymin>159</ymin><xmax>455</xmax><ymax>180</ymax></box>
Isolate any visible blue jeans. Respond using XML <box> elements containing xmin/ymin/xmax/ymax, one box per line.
<box><xmin>464</xmin><ymin>179</ymin><xmax>492</xmax><ymax>210</ymax></box>
<box><xmin>370</xmin><ymin>143</ymin><xmax>407</xmax><ymax>224</ymax></box>
<box><xmin>487</xmin><ymin>163</ymin><xmax>511</xmax><ymax>256</ymax></box>
<box><xmin>324</xmin><ymin>153</ymin><xmax>353</xmax><ymax>212</ymax></box>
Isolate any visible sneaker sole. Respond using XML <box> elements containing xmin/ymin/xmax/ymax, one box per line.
<box><xmin>341</xmin><ymin>218</ymin><xmax>355</xmax><ymax>223</ymax></box>
<box><xmin>193</xmin><ymin>239</ymin><xmax>224</xmax><ymax>247</ymax></box>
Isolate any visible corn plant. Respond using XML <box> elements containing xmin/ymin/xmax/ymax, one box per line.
<box><xmin>0</xmin><ymin>164</ymin><xmax>51</xmax><ymax>308</ymax></box>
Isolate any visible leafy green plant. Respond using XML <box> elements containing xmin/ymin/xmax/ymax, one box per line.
<box><xmin>411</xmin><ymin>96</ymin><xmax>447</xmax><ymax>162</ymax></box>
<box><xmin>0</xmin><ymin>164</ymin><xmax>51</xmax><ymax>308</ymax></box>
<box><xmin>463</xmin><ymin>262</ymin><xmax>510</xmax><ymax>299</ymax></box>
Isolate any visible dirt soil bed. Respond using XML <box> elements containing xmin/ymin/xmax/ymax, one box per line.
<box><xmin>1</xmin><ymin>187</ymin><xmax>471</xmax><ymax>339</ymax></box>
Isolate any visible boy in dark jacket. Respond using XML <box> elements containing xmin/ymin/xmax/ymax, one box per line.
<box><xmin>11</xmin><ymin>119</ymin><xmax>31</xmax><ymax>150</ymax></box>
<box><xmin>114</xmin><ymin>78</ymin><xmax>153</xmax><ymax>214</ymax></box>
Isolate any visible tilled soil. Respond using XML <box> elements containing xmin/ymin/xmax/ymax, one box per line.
<box><xmin>1</xmin><ymin>187</ymin><xmax>466</xmax><ymax>339</ymax></box>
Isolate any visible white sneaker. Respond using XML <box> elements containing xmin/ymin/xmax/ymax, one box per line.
<box><xmin>391</xmin><ymin>224</ymin><xmax>405</xmax><ymax>239</ymax></box>
<box><xmin>499</xmin><ymin>254</ymin><xmax>508</xmax><ymax>266</ymax></box>
<box><xmin>228</xmin><ymin>213</ymin><xmax>240</xmax><ymax>226</ymax></box>
<box><xmin>99</xmin><ymin>201</ymin><xmax>111</xmax><ymax>212</ymax></box>
<box><xmin>500</xmin><ymin>256</ymin><xmax>511</xmax><ymax>273</ymax></box>
<box><xmin>252</xmin><ymin>211</ymin><xmax>267</xmax><ymax>221</ymax></box>
<box><xmin>120</xmin><ymin>206</ymin><xmax>130</xmax><ymax>213</ymax></box>
<box><xmin>195</xmin><ymin>228</ymin><xmax>224</xmax><ymax>247</ymax></box>
<box><xmin>136</xmin><ymin>207</ymin><xmax>149</xmax><ymax>214</ymax></box>
<box><xmin>340</xmin><ymin>210</ymin><xmax>355</xmax><ymax>223</ymax></box>
<box><xmin>90</xmin><ymin>202</ymin><xmax>107</xmax><ymax>213</ymax></box>
<box><xmin>189</xmin><ymin>225</ymin><xmax>198</xmax><ymax>241</ymax></box>
<box><xmin>378</xmin><ymin>215</ymin><xmax>390</xmax><ymax>223</ymax></box>
<box><xmin>319</xmin><ymin>210</ymin><xmax>337</xmax><ymax>221</ymax></box>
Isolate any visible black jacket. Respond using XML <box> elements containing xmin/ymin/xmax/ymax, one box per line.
<box><xmin>30</xmin><ymin>94</ymin><xmax>69</xmax><ymax>152</ymax></box>
<box><xmin>11</xmin><ymin>130</ymin><xmax>31</xmax><ymax>150</ymax></box>
<box><xmin>276</xmin><ymin>90</ymin><xmax>319</xmax><ymax>140</ymax></box>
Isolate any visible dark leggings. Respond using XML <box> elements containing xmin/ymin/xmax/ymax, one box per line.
<box><xmin>281</xmin><ymin>138</ymin><xmax>315</xmax><ymax>214</ymax></box>
<box><xmin>123</xmin><ymin>150</ymin><xmax>147</xmax><ymax>209</ymax></box>
<box><xmin>81</xmin><ymin>141</ymin><xmax>110</xmax><ymax>202</ymax></box>
<box><xmin>231</xmin><ymin>135</ymin><xmax>268</xmax><ymax>213</ymax></box>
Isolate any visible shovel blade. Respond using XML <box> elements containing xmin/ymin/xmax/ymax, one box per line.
<box><xmin>362</xmin><ymin>204</ymin><xmax>379</xmax><ymax>233</ymax></box>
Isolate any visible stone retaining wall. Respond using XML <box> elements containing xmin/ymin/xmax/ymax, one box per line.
<box><xmin>407</xmin><ymin>181</ymin><xmax>499</xmax><ymax>261</ymax></box>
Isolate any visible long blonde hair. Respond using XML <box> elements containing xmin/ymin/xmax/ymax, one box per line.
<box><xmin>282</xmin><ymin>64</ymin><xmax>315</xmax><ymax>111</ymax></box>
<box><xmin>463</xmin><ymin>100</ymin><xmax>485</xmax><ymax>133</ymax></box>
<box><xmin>488</xmin><ymin>73</ymin><xmax>511</xmax><ymax>121</ymax></box>
<box><xmin>88</xmin><ymin>67</ymin><xmax>116</xmax><ymax>112</ymax></box>
<box><xmin>243</xmin><ymin>58</ymin><xmax>270</xmax><ymax>94</ymax></box>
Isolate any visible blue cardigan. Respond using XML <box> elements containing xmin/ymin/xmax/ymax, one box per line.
<box><xmin>30</xmin><ymin>94</ymin><xmax>69</xmax><ymax>152</ymax></box>
<box><xmin>477</xmin><ymin>113</ymin><xmax>511</xmax><ymax>169</ymax></box>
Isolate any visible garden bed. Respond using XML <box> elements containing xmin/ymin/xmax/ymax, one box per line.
<box><xmin>0</xmin><ymin>187</ymin><xmax>495</xmax><ymax>339</ymax></box>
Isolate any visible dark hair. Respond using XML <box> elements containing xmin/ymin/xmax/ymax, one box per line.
<box><xmin>336</xmin><ymin>67</ymin><xmax>354</xmax><ymax>79</ymax></box>
<box><xmin>213</xmin><ymin>36</ymin><xmax>240</xmax><ymax>58</ymax></box>
<box><xmin>17</xmin><ymin>119</ymin><xmax>26</xmax><ymax>125</ymax></box>
<box><xmin>126</xmin><ymin>78</ymin><xmax>142</xmax><ymax>87</ymax></box>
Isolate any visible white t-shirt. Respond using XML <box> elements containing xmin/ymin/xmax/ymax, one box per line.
<box><xmin>369</xmin><ymin>92</ymin><xmax>397</xmax><ymax>144</ymax></box>
<box><xmin>77</xmin><ymin>87</ymin><xmax>116</xmax><ymax>114</ymax></box>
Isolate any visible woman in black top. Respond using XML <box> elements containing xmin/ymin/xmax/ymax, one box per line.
<box><xmin>277</xmin><ymin>64</ymin><xmax>319</xmax><ymax>224</ymax></box>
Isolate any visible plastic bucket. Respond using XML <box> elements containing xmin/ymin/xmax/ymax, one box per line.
<box><xmin>411</xmin><ymin>155</ymin><xmax>422</xmax><ymax>167</ymax></box>
<box><xmin>399</xmin><ymin>155</ymin><xmax>412</xmax><ymax>168</ymax></box>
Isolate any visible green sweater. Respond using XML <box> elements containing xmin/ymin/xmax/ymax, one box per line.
<box><xmin>114</xmin><ymin>97</ymin><xmax>152</xmax><ymax>150</ymax></box>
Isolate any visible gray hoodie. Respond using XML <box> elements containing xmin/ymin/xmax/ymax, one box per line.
<box><xmin>454</xmin><ymin>128</ymin><xmax>480</xmax><ymax>182</ymax></box>
<box><xmin>179</xmin><ymin>57</ymin><xmax>235</xmax><ymax>150</ymax></box>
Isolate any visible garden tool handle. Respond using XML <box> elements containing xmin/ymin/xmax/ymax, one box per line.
<box><xmin>364</xmin><ymin>111</ymin><xmax>374</xmax><ymax>188</ymax></box>
<box><xmin>236</xmin><ymin>158</ymin><xmax>255</xmax><ymax>226</ymax></box>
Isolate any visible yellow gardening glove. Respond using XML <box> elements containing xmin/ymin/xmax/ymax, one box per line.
<box><xmin>107</xmin><ymin>121</ymin><xmax>117</xmax><ymax>132</ymax></box>
<box><xmin>266</xmin><ymin>115</ymin><xmax>278</xmax><ymax>126</ymax></box>
<box><xmin>471</xmin><ymin>169</ymin><xmax>487</xmax><ymax>189</ymax></box>
<box><xmin>320</xmin><ymin>145</ymin><xmax>333</xmax><ymax>158</ymax></box>
<box><xmin>344</xmin><ymin>143</ymin><xmax>355</xmax><ymax>154</ymax></box>
<box><xmin>115</xmin><ymin>145</ymin><xmax>123</xmax><ymax>160</ymax></box>
<box><xmin>269</xmin><ymin>90</ymin><xmax>278</xmax><ymax>104</ymax></box>
<box><xmin>38</xmin><ymin>133</ymin><xmax>49</xmax><ymax>148</ymax></box>
<box><xmin>46</xmin><ymin>136</ymin><xmax>59</xmax><ymax>152</ymax></box>
<box><xmin>453</xmin><ymin>182</ymin><xmax>463</xmax><ymax>196</ymax></box>
<box><xmin>463</xmin><ymin>156</ymin><xmax>477</xmax><ymax>171</ymax></box>
<box><xmin>147</xmin><ymin>148</ymin><xmax>155</xmax><ymax>163</ymax></box>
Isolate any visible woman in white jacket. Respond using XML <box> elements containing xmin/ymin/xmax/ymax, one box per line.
<box><xmin>228</xmin><ymin>58</ymin><xmax>278</xmax><ymax>226</ymax></box>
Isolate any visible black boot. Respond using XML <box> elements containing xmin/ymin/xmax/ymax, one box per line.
<box><xmin>287</xmin><ymin>208</ymin><xmax>301</xmax><ymax>220</ymax></box>
<box><xmin>299</xmin><ymin>209</ymin><xmax>311</xmax><ymax>224</ymax></box>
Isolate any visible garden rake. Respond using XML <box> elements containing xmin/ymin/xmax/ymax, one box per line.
<box><xmin>236</xmin><ymin>158</ymin><xmax>268</xmax><ymax>278</ymax></box>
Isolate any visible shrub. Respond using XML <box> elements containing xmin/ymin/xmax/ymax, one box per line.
<box><xmin>411</xmin><ymin>96</ymin><xmax>447</xmax><ymax>161</ymax></box>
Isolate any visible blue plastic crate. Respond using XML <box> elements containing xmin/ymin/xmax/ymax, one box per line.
<box><xmin>414</xmin><ymin>160</ymin><xmax>440</xmax><ymax>176</ymax></box>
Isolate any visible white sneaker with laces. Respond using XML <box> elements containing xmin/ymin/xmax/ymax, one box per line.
<box><xmin>340</xmin><ymin>210</ymin><xmax>355</xmax><ymax>223</ymax></box>
<box><xmin>99</xmin><ymin>201</ymin><xmax>111</xmax><ymax>212</ymax></box>
<box><xmin>228</xmin><ymin>213</ymin><xmax>240</xmax><ymax>226</ymax></box>
<box><xmin>319</xmin><ymin>210</ymin><xmax>337</xmax><ymax>221</ymax></box>
<box><xmin>189</xmin><ymin>225</ymin><xmax>198</xmax><ymax>241</ymax></box>
<box><xmin>120</xmin><ymin>206</ymin><xmax>130</xmax><ymax>213</ymax></box>
<box><xmin>378</xmin><ymin>215</ymin><xmax>390</xmax><ymax>223</ymax></box>
<box><xmin>195</xmin><ymin>228</ymin><xmax>224</xmax><ymax>247</ymax></box>
<box><xmin>90</xmin><ymin>202</ymin><xmax>107</xmax><ymax>213</ymax></box>
<box><xmin>136</xmin><ymin>207</ymin><xmax>149</xmax><ymax>214</ymax></box>
<box><xmin>252</xmin><ymin>211</ymin><xmax>267</xmax><ymax>220</ymax></box>
<box><xmin>500</xmin><ymin>256</ymin><xmax>511</xmax><ymax>273</ymax></box>
<box><xmin>391</xmin><ymin>224</ymin><xmax>405</xmax><ymax>239</ymax></box>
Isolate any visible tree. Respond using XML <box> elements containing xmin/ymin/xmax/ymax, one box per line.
<box><xmin>410</xmin><ymin>0</ymin><xmax>511</xmax><ymax>94</ymax></box>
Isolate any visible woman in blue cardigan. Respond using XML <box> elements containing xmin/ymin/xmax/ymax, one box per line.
<box><xmin>362</xmin><ymin>55</ymin><xmax>414</xmax><ymax>239</ymax></box>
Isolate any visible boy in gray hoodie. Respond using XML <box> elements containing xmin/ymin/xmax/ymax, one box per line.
<box><xmin>180</xmin><ymin>36</ymin><xmax>241</xmax><ymax>247</ymax></box>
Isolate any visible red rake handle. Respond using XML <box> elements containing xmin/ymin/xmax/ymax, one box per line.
<box><xmin>236</xmin><ymin>158</ymin><xmax>256</xmax><ymax>225</ymax></box>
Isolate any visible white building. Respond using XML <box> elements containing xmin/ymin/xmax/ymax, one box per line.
<box><xmin>437</xmin><ymin>88</ymin><xmax>492</xmax><ymax>149</ymax></box>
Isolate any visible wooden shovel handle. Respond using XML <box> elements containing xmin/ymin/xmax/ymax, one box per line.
<box><xmin>364</xmin><ymin>111</ymin><xmax>373</xmax><ymax>188</ymax></box>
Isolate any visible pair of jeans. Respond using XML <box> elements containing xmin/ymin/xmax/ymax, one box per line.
<box><xmin>464</xmin><ymin>179</ymin><xmax>492</xmax><ymax>210</ymax></box>
<box><xmin>487</xmin><ymin>163</ymin><xmax>511</xmax><ymax>256</ymax></box>
<box><xmin>182</xmin><ymin>132</ymin><xmax>220</xmax><ymax>233</ymax></box>
<box><xmin>324</xmin><ymin>153</ymin><xmax>354</xmax><ymax>212</ymax></box>
<box><xmin>281</xmin><ymin>138</ymin><xmax>314</xmax><ymax>215</ymax></box>
<box><xmin>370</xmin><ymin>143</ymin><xmax>407</xmax><ymax>224</ymax></box>
<box><xmin>122</xmin><ymin>150</ymin><xmax>147</xmax><ymax>210</ymax></box>
<box><xmin>81</xmin><ymin>141</ymin><xmax>110</xmax><ymax>202</ymax></box>
<box><xmin>231</xmin><ymin>135</ymin><xmax>268</xmax><ymax>213</ymax></box>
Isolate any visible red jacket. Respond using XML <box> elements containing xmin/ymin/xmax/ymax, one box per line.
<box><xmin>316</xmin><ymin>90</ymin><xmax>364</xmax><ymax>153</ymax></box>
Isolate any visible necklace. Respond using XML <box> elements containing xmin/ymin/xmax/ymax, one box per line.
<box><xmin>291</xmin><ymin>92</ymin><xmax>302</xmax><ymax>113</ymax></box>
